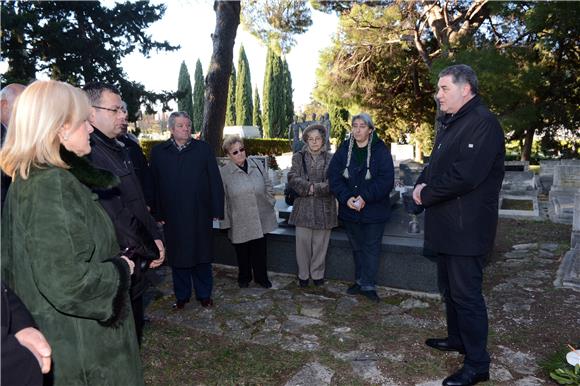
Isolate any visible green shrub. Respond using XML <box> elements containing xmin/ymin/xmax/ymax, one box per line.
<box><xmin>139</xmin><ymin>137</ymin><xmax>291</xmax><ymax>160</ymax></box>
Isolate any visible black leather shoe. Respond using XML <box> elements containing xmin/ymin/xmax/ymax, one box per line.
<box><xmin>443</xmin><ymin>366</ymin><xmax>489</xmax><ymax>386</ymax></box>
<box><xmin>172</xmin><ymin>299</ymin><xmax>189</xmax><ymax>310</ymax></box>
<box><xmin>313</xmin><ymin>279</ymin><xmax>325</xmax><ymax>287</ymax></box>
<box><xmin>200</xmin><ymin>298</ymin><xmax>214</xmax><ymax>308</ymax></box>
<box><xmin>238</xmin><ymin>281</ymin><xmax>250</xmax><ymax>288</ymax></box>
<box><xmin>257</xmin><ymin>279</ymin><xmax>272</xmax><ymax>288</ymax></box>
<box><xmin>346</xmin><ymin>283</ymin><xmax>361</xmax><ymax>295</ymax></box>
<box><xmin>299</xmin><ymin>279</ymin><xmax>309</xmax><ymax>287</ymax></box>
<box><xmin>360</xmin><ymin>290</ymin><xmax>380</xmax><ymax>302</ymax></box>
<box><xmin>425</xmin><ymin>338</ymin><xmax>466</xmax><ymax>354</ymax></box>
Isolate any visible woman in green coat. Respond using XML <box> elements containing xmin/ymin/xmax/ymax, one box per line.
<box><xmin>0</xmin><ymin>80</ymin><xmax>143</xmax><ymax>385</ymax></box>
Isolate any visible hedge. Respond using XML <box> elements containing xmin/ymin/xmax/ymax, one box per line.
<box><xmin>139</xmin><ymin>137</ymin><xmax>292</xmax><ymax>160</ymax></box>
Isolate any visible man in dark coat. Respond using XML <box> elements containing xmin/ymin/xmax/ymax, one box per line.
<box><xmin>83</xmin><ymin>82</ymin><xmax>165</xmax><ymax>345</ymax></box>
<box><xmin>413</xmin><ymin>64</ymin><xmax>505</xmax><ymax>386</ymax></box>
<box><xmin>150</xmin><ymin>111</ymin><xmax>224</xmax><ymax>309</ymax></box>
<box><xmin>0</xmin><ymin>83</ymin><xmax>26</xmax><ymax>210</ymax></box>
<box><xmin>1</xmin><ymin>281</ymin><xmax>51</xmax><ymax>385</ymax></box>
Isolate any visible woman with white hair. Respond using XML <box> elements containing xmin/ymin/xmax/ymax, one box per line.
<box><xmin>328</xmin><ymin>113</ymin><xmax>394</xmax><ymax>302</ymax></box>
<box><xmin>0</xmin><ymin>80</ymin><xmax>143</xmax><ymax>385</ymax></box>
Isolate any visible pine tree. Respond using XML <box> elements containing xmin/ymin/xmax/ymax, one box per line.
<box><xmin>177</xmin><ymin>61</ymin><xmax>194</xmax><ymax>119</ymax></box>
<box><xmin>253</xmin><ymin>86</ymin><xmax>262</xmax><ymax>133</ymax></box>
<box><xmin>235</xmin><ymin>45</ymin><xmax>253</xmax><ymax>126</ymax></box>
<box><xmin>282</xmin><ymin>58</ymin><xmax>294</xmax><ymax>138</ymax></box>
<box><xmin>192</xmin><ymin>59</ymin><xmax>205</xmax><ymax>133</ymax></box>
<box><xmin>225</xmin><ymin>65</ymin><xmax>237</xmax><ymax>126</ymax></box>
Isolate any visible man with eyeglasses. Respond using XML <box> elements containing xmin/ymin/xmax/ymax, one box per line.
<box><xmin>83</xmin><ymin>82</ymin><xmax>165</xmax><ymax>345</ymax></box>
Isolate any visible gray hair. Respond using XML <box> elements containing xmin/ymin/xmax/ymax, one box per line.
<box><xmin>222</xmin><ymin>134</ymin><xmax>244</xmax><ymax>153</ymax></box>
<box><xmin>168</xmin><ymin>111</ymin><xmax>191</xmax><ymax>129</ymax></box>
<box><xmin>438</xmin><ymin>64</ymin><xmax>478</xmax><ymax>95</ymax></box>
<box><xmin>302</xmin><ymin>124</ymin><xmax>326</xmax><ymax>143</ymax></box>
<box><xmin>351</xmin><ymin>113</ymin><xmax>375</xmax><ymax>131</ymax></box>
<box><xmin>344</xmin><ymin>112</ymin><xmax>374</xmax><ymax>180</ymax></box>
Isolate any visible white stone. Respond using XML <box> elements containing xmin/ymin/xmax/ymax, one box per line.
<box><xmin>284</xmin><ymin>362</ymin><xmax>334</xmax><ymax>386</ymax></box>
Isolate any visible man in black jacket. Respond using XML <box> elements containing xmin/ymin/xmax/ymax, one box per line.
<box><xmin>413</xmin><ymin>64</ymin><xmax>505</xmax><ymax>386</ymax></box>
<box><xmin>2</xmin><ymin>281</ymin><xmax>52</xmax><ymax>385</ymax></box>
<box><xmin>83</xmin><ymin>82</ymin><xmax>165</xmax><ymax>345</ymax></box>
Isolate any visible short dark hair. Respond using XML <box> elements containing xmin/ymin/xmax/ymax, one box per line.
<box><xmin>82</xmin><ymin>82</ymin><xmax>120</xmax><ymax>105</ymax></box>
<box><xmin>168</xmin><ymin>111</ymin><xmax>191</xmax><ymax>129</ymax></box>
<box><xmin>438</xmin><ymin>64</ymin><xmax>478</xmax><ymax>95</ymax></box>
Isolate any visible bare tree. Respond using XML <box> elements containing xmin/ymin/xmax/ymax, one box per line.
<box><xmin>202</xmin><ymin>1</ymin><xmax>241</xmax><ymax>154</ymax></box>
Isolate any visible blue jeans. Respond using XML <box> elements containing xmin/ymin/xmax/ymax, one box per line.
<box><xmin>342</xmin><ymin>221</ymin><xmax>385</xmax><ymax>291</ymax></box>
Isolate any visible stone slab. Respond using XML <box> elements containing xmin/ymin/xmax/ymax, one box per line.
<box><xmin>573</xmin><ymin>193</ymin><xmax>580</xmax><ymax>248</ymax></box>
<box><xmin>498</xmin><ymin>195</ymin><xmax>540</xmax><ymax>218</ymax></box>
<box><xmin>554</xmin><ymin>246</ymin><xmax>580</xmax><ymax>292</ymax></box>
<box><xmin>501</xmin><ymin>171</ymin><xmax>537</xmax><ymax>194</ymax></box>
<box><xmin>552</xmin><ymin>165</ymin><xmax>580</xmax><ymax>190</ymax></box>
<box><xmin>505</xmin><ymin>160</ymin><xmax>529</xmax><ymax>172</ymax></box>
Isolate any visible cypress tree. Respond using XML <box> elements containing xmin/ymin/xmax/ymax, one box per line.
<box><xmin>253</xmin><ymin>86</ymin><xmax>262</xmax><ymax>133</ymax></box>
<box><xmin>192</xmin><ymin>59</ymin><xmax>205</xmax><ymax>133</ymax></box>
<box><xmin>270</xmin><ymin>52</ymin><xmax>284</xmax><ymax>137</ymax></box>
<box><xmin>262</xmin><ymin>48</ymin><xmax>273</xmax><ymax>138</ymax></box>
<box><xmin>282</xmin><ymin>58</ymin><xmax>294</xmax><ymax>138</ymax></box>
<box><xmin>225</xmin><ymin>64</ymin><xmax>236</xmax><ymax>126</ymax></box>
<box><xmin>177</xmin><ymin>61</ymin><xmax>194</xmax><ymax>119</ymax></box>
<box><xmin>235</xmin><ymin>45</ymin><xmax>253</xmax><ymax>126</ymax></box>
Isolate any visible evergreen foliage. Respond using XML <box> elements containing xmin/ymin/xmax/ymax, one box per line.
<box><xmin>235</xmin><ymin>46</ymin><xmax>253</xmax><ymax>126</ymax></box>
<box><xmin>0</xmin><ymin>1</ymin><xmax>179</xmax><ymax>120</ymax></box>
<box><xmin>177</xmin><ymin>61</ymin><xmax>194</xmax><ymax>120</ymax></box>
<box><xmin>282</xmin><ymin>59</ymin><xmax>294</xmax><ymax>138</ymax></box>
<box><xmin>192</xmin><ymin>59</ymin><xmax>205</xmax><ymax>133</ymax></box>
<box><xmin>253</xmin><ymin>86</ymin><xmax>263</xmax><ymax>133</ymax></box>
<box><xmin>225</xmin><ymin>65</ymin><xmax>237</xmax><ymax>126</ymax></box>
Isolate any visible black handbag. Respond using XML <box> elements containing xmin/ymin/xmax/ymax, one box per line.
<box><xmin>285</xmin><ymin>152</ymin><xmax>307</xmax><ymax>206</ymax></box>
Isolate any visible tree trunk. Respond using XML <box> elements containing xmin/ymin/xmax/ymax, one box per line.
<box><xmin>521</xmin><ymin>127</ymin><xmax>535</xmax><ymax>161</ymax></box>
<box><xmin>201</xmin><ymin>1</ymin><xmax>241</xmax><ymax>154</ymax></box>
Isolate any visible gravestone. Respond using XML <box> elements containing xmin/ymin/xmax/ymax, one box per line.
<box><xmin>504</xmin><ymin>161</ymin><xmax>529</xmax><ymax>172</ymax></box>
<box><xmin>499</xmin><ymin>170</ymin><xmax>540</xmax><ymax>218</ymax></box>
<box><xmin>572</xmin><ymin>193</ymin><xmax>580</xmax><ymax>248</ymax></box>
<box><xmin>391</xmin><ymin>143</ymin><xmax>414</xmax><ymax>165</ymax></box>
<box><xmin>549</xmin><ymin>165</ymin><xmax>580</xmax><ymax>224</ymax></box>
<box><xmin>539</xmin><ymin>160</ymin><xmax>561</xmax><ymax>194</ymax></box>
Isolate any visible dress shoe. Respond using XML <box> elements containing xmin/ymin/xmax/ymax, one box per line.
<box><xmin>299</xmin><ymin>278</ymin><xmax>309</xmax><ymax>287</ymax></box>
<box><xmin>313</xmin><ymin>279</ymin><xmax>325</xmax><ymax>287</ymax></box>
<box><xmin>200</xmin><ymin>298</ymin><xmax>214</xmax><ymax>308</ymax></box>
<box><xmin>257</xmin><ymin>279</ymin><xmax>272</xmax><ymax>288</ymax></box>
<box><xmin>346</xmin><ymin>283</ymin><xmax>361</xmax><ymax>295</ymax></box>
<box><xmin>443</xmin><ymin>366</ymin><xmax>489</xmax><ymax>386</ymax></box>
<box><xmin>360</xmin><ymin>290</ymin><xmax>380</xmax><ymax>302</ymax></box>
<box><xmin>238</xmin><ymin>281</ymin><xmax>250</xmax><ymax>288</ymax></box>
<box><xmin>425</xmin><ymin>338</ymin><xmax>466</xmax><ymax>354</ymax></box>
<box><xmin>172</xmin><ymin>299</ymin><xmax>189</xmax><ymax>310</ymax></box>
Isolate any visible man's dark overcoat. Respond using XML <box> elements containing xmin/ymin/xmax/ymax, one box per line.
<box><xmin>416</xmin><ymin>96</ymin><xmax>505</xmax><ymax>256</ymax></box>
<box><xmin>150</xmin><ymin>139</ymin><xmax>224</xmax><ymax>268</ymax></box>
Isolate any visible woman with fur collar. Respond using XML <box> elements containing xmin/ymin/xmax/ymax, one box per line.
<box><xmin>0</xmin><ymin>80</ymin><xmax>143</xmax><ymax>385</ymax></box>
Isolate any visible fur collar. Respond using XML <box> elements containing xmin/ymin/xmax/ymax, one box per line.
<box><xmin>60</xmin><ymin>147</ymin><xmax>120</xmax><ymax>189</ymax></box>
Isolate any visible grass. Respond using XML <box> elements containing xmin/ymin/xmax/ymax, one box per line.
<box><xmin>500</xmin><ymin>198</ymin><xmax>534</xmax><ymax>210</ymax></box>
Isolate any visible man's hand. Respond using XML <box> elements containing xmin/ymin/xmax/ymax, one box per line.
<box><xmin>149</xmin><ymin>239</ymin><xmax>166</xmax><ymax>269</ymax></box>
<box><xmin>14</xmin><ymin>327</ymin><xmax>52</xmax><ymax>374</ymax></box>
<box><xmin>413</xmin><ymin>183</ymin><xmax>427</xmax><ymax>205</ymax></box>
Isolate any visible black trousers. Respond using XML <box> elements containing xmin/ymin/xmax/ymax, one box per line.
<box><xmin>131</xmin><ymin>295</ymin><xmax>144</xmax><ymax>346</ymax></box>
<box><xmin>438</xmin><ymin>253</ymin><xmax>490</xmax><ymax>372</ymax></box>
<box><xmin>233</xmin><ymin>237</ymin><xmax>268</xmax><ymax>285</ymax></box>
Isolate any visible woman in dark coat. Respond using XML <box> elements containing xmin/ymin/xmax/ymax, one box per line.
<box><xmin>150</xmin><ymin>112</ymin><xmax>224</xmax><ymax>309</ymax></box>
<box><xmin>328</xmin><ymin>113</ymin><xmax>394</xmax><ymax>302</ymax></box>
<box><xmin>0</xmin><ymin>80</ymin><xmax>142</xmax><ymax>385</ymax></box>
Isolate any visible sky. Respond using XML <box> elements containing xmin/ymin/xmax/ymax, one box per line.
<box><xmin>120</xmin><ymin>0</ymin><xmax>339</xmax><ymax>111</ymax></box>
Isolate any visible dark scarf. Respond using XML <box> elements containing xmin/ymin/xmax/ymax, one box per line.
<box><xmin>59</xmin><ymin>147</ymin><xmax>120</xmax><ymax>190</ymax></box>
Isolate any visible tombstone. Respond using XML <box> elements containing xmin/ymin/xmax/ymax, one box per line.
<box><xmin>560</xmin><ymin>159</ymin><xmax>580</xmax><ymax>166</ymax></box>
<box><xmin>548</xmin><ymin>165</ymin><xmax>580</xmax><ymax>224</ymax></box>
<box><xmin>539</xmin><ymin>160</ymin><xmax>561</xmax><ymax>194</ymax></box>
<box><xmin>501</xmin><ymin>171</ymin><xmax>538</xmax><ymax>194</ymax></box>
<box><xmin>504</xmin><ymin>160</ymin><xmax>529</xmax><ymax>172</ymax></box>
<box><xmin>572</xmin><ymin>192</ymin><xmax>580</xmax><ymax>248</ymax></box>
<box><xmin>391</xmin><ymin>143</ymin><xmax>414</xmax><ymax>165</ymax></box>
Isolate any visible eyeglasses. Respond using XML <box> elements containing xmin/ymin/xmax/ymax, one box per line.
<box><xmin>92</xmin><ymin>105</ymin><xmax>127</xmax><ymax>114</ymax></box>
<box><xmin>230</xmin><ymin>148</ymin><xmax>245</xmax><ymax>156</ymax></box>
<box><xmin>352</xmin><ymin>124</ymin><xmax>368</xmax><ymax>129</ymax></box>
<box><xmin>308</xmin><ymin>137</ymin><xmax>323</xmax><ymax>143</ymax></box>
